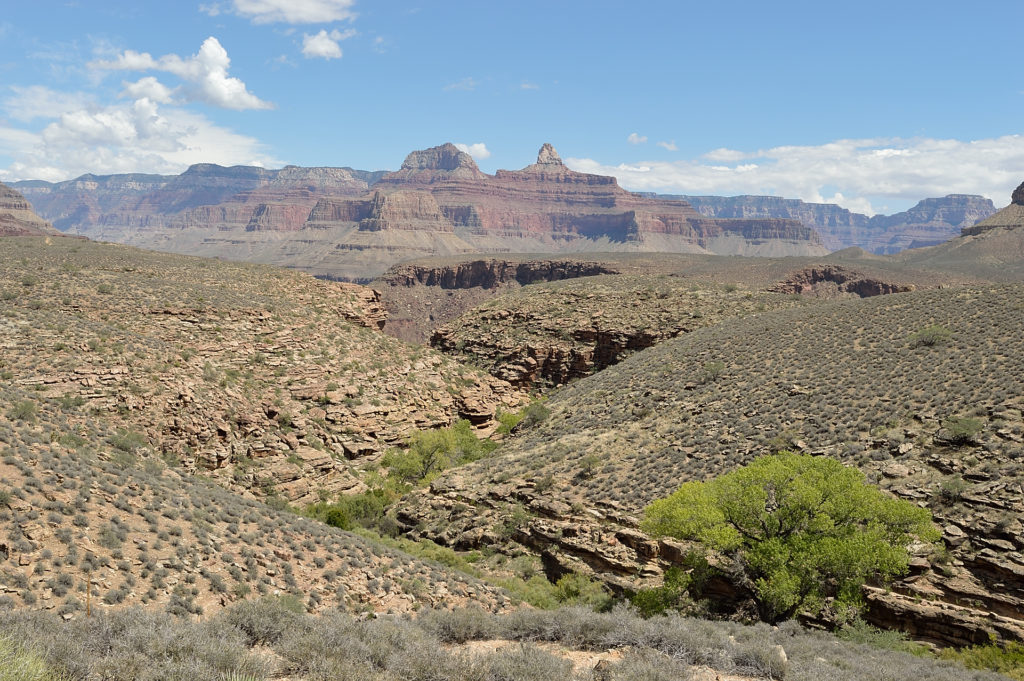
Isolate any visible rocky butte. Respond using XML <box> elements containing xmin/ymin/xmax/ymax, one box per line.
<box><xmin>14</xmin><ymin>144</ymin><xmax>826</xmax><ymax>281</ymax></box>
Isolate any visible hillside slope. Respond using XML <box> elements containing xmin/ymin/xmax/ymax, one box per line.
<box><xmin>0</xmin><ymin>237</ymin><xmax>524</xmax><ymax>506</ymax></box>
<box><xmin>398</xmin><ymin>283</ymin><xmax>1024</xmax><ymax>645</ymax></box>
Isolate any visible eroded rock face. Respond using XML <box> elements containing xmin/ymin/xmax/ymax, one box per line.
<box><xmin>0</xmin><ymin>183</ymin><xmax>61</xmax><ymax>236</ymax></box>
<box><xmin>768</xmin><ymin>265</ymin><xmax>916</xmax><ymax>297</ymax></box>
<box><xmin>382</xmin><ymin>259</ymin><xmax>619</xmax><ymax>289</ymax></box>
<box><xmin>1013</xmin><ymin>181</ymin><xmax>1024</xmax><ymax>206</ymax></box>
<box><xmin>364</xmin><ymin>143</ymin><xmax>824</xmax><ymax>252</ymax></box>
<box><xmin>536</xmin><ymin>142</ymin><xmax>563</xmax><ymax>166</ymax></box>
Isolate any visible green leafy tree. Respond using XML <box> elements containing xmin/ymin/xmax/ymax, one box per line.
<box><xmin>383</xmin><ymin>419</ymin><xmax>497</xmax><ymax>485</ymax></box>
<box><xmin>642</xmin><ymin>452</ymin><xmax>939</xmax><ymax>622</ymax></box>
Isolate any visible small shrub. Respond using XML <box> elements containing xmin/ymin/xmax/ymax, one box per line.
<box><xmin>6</xmin><ymin>401</ymin><xmax>36</xmax><ymax>423</ymax></box>
<box><xmin>909</xmin><ymin>324</ymin><xmax>952</xmax><ymax>348</ymax></box>
<box><xmin>942</xmin><ymin>416</ymin><xmax>983</xmax><ymax>446</ymax></box>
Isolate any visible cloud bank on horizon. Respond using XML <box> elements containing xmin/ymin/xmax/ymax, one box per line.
<box><xmin>569</xmin><ymin>136</ymin><xmax>1024</xmax><ymax>215</ymax></box>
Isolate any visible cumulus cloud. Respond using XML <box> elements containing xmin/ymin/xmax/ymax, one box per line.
<box><xmin>454</xmin><ymin>142</ymin><xmax>491</xmax><ymax>160</ymax></box>
<box><xmin>91</xmin><ymin>37</ymin><xmax>272</xmax><ymax>110</ymax></box>
<box><xmin>566</xmin><ymin>136</ymin><xmax>1024</xmax><ymax>215</ymax></box>
<box><xmin>657</xmin><ymin>140</ymin><xmax>678</xmax><ymax>151</ymax></box>
<box><xmin>301</xmin><ymin>28</ymin><xmax>355</xmax><ymax>59</ymax></box>
<box><xmin>0</xmin><ymin>96</ymin><xmax>281</xmax><ymax>182</ymax></box>
<box><xmin>627</xmin><ymin>132</ymin><xmax>647</xmax><ymax>145</ymax></box>
<box><xmin>121</xmin><ymin>77</ymin><xmax>175</xmax><ymax>103</ymax></box>
<box><xmin>443</xmin><ymin>77</ymin><xmax>477</xmax><ymax>92</ymax></box>
<box><xmin>204</xmin><ymin>0</ymin><xmax>357</xmax><ymax>24</ymax></box>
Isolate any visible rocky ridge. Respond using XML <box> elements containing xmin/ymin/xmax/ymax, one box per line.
<box><xmin>962</xmin><ymin>181</ymin><xmax>1024</xmax><ymax>236</ymax></box>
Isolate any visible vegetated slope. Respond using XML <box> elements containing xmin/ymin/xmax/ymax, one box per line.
<box><xmin>430</xmin><ymin>275</ymin><xmax>817</xmax><ymax>390</ymax></box>
<box><xmin>0</xmin><ymin>376</ymin><xmax>511</xmax><ymax>619</ymax></box>
<box><xmin>0</xmin><ymin>604</ymin><xmax>1011</xmax><ymax>681</ymax></box>
<box><xmin>398</xmin><ymin>283</ymin><xmax>1024</xmax><ymax>645</ymax></box>
<box><xmin>0</xmin><ymin>237</ymin><xmax>524</xmax><ymax>507</ymax></box>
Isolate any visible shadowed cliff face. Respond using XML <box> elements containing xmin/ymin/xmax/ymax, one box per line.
<box><xmin>1013</xmin><ymin>181</ymin><xmax>1024</xmax><ymax>206</ymax></box>
<box><xmin>381</xmin><ymin>259</ymin><xmax>620</xmax><ymax>289</ymax></box>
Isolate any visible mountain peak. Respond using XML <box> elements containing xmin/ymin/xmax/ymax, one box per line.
<box><xmin>400</xmin><ymin>143</ymin><xmax>480</xmax><ymax>173</ymax></box>
<box><xmin>1013</xmin><ymin>181</ymin><xmax>1024</xmax><ymax>206</ymax></box>
<box><xmin>536</xmin><ymin>143</ymin><xmax>563</xmax><ymax>166</ymax></box>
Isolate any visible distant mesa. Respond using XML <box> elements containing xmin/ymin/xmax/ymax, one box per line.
<box><xmin>681</xmin><ymin>193</ymin><xmax>996</xmax><ymax>254</ymax></box>
<box><xmin>12</xmin><ymin>142</ymin><xmax>827</xmax><ymax>280</ymax></box>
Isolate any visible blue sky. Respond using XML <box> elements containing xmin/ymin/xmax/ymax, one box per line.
<box><xmin>1</xmin><ymin>0</ymin><xmax>1022</xmax><ymax>214</ymax></box>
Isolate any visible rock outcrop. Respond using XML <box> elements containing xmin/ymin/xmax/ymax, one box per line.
<box><xmin>0</xmin><ymin>182</ymin><xmax>61</xmax><ymax>236</ymax></box>
<box><xmin>767</xmin><ymin>265</ymin><xmax>916</xmax><ymax>297</ymax></box>
<box><xmin>381</xmin><ymin>258</ymin><xmax>620</xmax><ymax>289</ymax></box>
<box><xmin>680</xmin><ymin>193</ymin><xmax>996</xmax><ymax>254</ymax></box>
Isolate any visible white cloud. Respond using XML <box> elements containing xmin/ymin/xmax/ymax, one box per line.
<box><xmin>520</xmin><ymin>81</ymin><xmax>539</xmax><ymax>90</ymax></box>
<box><xmin>0</xmin><ymin>96</ymin><xmax>281</xmax><ymax>182</ymax></box>
<box><xmin>91</xmin><ymin>37</ymin><xmax>272</xmax><ymax>111</ymax></box>
<box><xmin>218</xmin><ymin>0</ymin><xmax>357</xmax><ymax>24</ymax></box>
<box><xmin>454</xmin><ymin>142</ymin><xmax>490</xmax><ymax>160</ymax></box>
<box><xmin>657</xmin><ymin>140</ymin><xmax>678</xmax><ymax>151</ymax></box>
<box><xmin>627</xmin><ymin>132</ymin><xmax>647</xmax><ymax>145</ymax></box>
<box><xmin>121</xmin><ymin>77</ymin><xmax>174</xmax><ymax>103</ymax></box>
<box><xmin>566</xmin><ymin>135</ymin><xmax>1024</xmax><ymax>215</ymax></box>
<box><xmin>301</xmin><ymin>29</ymin><xmax>355</xmax><ymax>59</ymax></box>
<box><xmin>703</xmin><ymin>147</ymin><xmax>754</xmax><ymax>162</ymax></box>
<box><xmin>443</xmin><ymin>77</ymin><xmax>477</xmax><ymax>92</ymax></box>
<box><xmin>372</xmin><ymin>36</ymin><xmax>387</xmax><ymax>53</ymax></box>
<box><xmin>3</xmin><ymin>86</ymin><xmax>94</xmax><ymax>122</ymax></box>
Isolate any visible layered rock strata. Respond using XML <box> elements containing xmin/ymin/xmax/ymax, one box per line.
<box><xmin>0</xmin><ymin>182</ymin><xmax>61</xmax><ymax>236</ymax></box>
<box><xmin>681</xmin><ymin>193</ymin><xmax>996</xmax><ymax>254</ymax></box>
<box><xmin>13</xmin><ymin>144</ymin><xmax>827</xmax><ymax>281</ymax></box>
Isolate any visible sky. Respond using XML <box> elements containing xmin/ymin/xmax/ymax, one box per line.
<box><xmin>1</xmin><ymin>0</ymin><xmax>1022</xmax><ymax>215</ymax></box>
